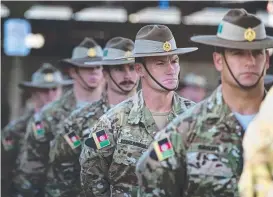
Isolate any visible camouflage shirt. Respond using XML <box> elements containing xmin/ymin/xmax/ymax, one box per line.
<box><xmin>1</xmin><ymin>108</ymin><xmax>34</xmax><ymax>196</ymax></box>
<box><xmin>136</xmin><ymin>86</ymin><xmax>245</xmax><ymax>197</ymax></box>
<box><xmin>15</xmin><ymin>90</ymin><xmax>76</xmax><ymax>197</ymax></box>
<box><xmin>80</xmin><ymin>90</ymin><xmax>195</xmax><ymax>197</ymax></box>
<box><xmin>45</xmin><ymin>92</ymin><xmax>110</xmax><ymax>197</ymax></box>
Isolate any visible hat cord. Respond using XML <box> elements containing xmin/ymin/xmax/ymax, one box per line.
<box><xmin>108</xmin><ymin>71</ymin><xmax>137</xmax><ymax>94</ymax></box>
<box><xmin>222</xmin><ymin>52</ymin><xmax>265</xmax><ymax>90</ymax></box>
<box><xmin>75</xmin><ymin>67</ymin><xmax>96</xmax><ymax>91</ymax></box>
<box><xmin>142</xmin><ymin>61</ymin><xmax>178</xmax><ymax>91</ymax></box>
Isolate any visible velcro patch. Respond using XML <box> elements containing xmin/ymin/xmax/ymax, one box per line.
<box><xmin>63</xmin><ymin>131</ymin><xmax>81</xmax><ymax>149</ymax></box>
<box><xmin>153</xmin><ymin>137</ymin><xmax>174</xmax><ymax>161</ymax></box>
<box><xmin>92</xmin><ymin>130</ymin><xmax>110</xmax><ymax>149</ymax></box>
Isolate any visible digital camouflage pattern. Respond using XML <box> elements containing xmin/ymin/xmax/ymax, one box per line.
<box><xmin>1</xmin><ymin>107</ymin><xmax>34</xmax><ymax>196</ymax></box>
<box><xmin>45</xmin><ymin>92</ymin><xmax>110</xmax><ymax>197</ymax></box>
<box><xmin>15</xmin><ymin>90</ymin><xmax>77</xmax><ymax>197</ymax></box>
<box><xmin>136</xmin><ymin>86</ymin><xmax>245</xmax><ymax>197</ymax></box>
<box><xmin>80</xmin><ymin>90</ymin><xmax>195</xmax><ymax>197</ymax></box>
<box><xmin>239</xmin><ymin>87</ymin><xmax>273</xmax><ymax>197</ymax></box>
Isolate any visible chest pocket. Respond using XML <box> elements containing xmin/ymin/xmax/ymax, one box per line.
<box><xmin>186</xmin><ymin>143</ymin><xmax>240</xmax><ymax>197</ymax></box>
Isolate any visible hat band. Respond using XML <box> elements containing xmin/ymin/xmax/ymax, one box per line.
<box><xmin>103</xmin><ymin>48</ymin><xmax>131</xmax><ymax>60</ymax></box>
<box><xmin>133</xmin><ymin>38</ymin><xmax>177</xmax><ymax>54</ymax></box>
<box><xmin>72</xmin><ymin>46</ymin><xmax>103</xmax><ymax>59</ymax></box>
<box><xmin>217</xmin><ymin>21</ymin><xmax>266</xmax><ymax>41</ymax></box>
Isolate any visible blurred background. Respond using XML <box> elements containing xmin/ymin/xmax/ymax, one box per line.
<box><xmin>1</xmin><ymin>0</ymin><xmax>273</xmax><ymax>128</ymax></box>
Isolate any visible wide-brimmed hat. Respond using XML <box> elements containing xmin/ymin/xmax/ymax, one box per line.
<box><xmin>85</xmin><ymin>37</ymin><xmax>135</xmax><ymax>66</ymax></box>
<box><xmin>191</xmin><ymin>9</ymin><xmax>273</xmax><ymax>50</ymax></box>
<box><xmin>116</xmin><ymin>25</ymin><xmax>197</xmax><ymax>59</ymax></box>
<box><xmin>59</xmin><ymin>37</ymin><xmax>103</xmax><ymax>68</ymax></box>
<box><xmin>18</xmin><ymin>63</ymin><xmax>73</xmax><ymax>89</ymax></box>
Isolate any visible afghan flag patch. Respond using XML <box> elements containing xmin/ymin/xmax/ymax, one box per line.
<box><xmin>64</xmin><ymin>131</ymin><xmax>81</xmax><ymax>149</ymax></box>
<box><xmin>32</xmin><ymin>121</ymin><xmax>45</xmax><ymax>139</ymax></box>
<box><xmin>2</xmin><ymin>137</ymin><xmax>14</xmax><ymax>151</ymax></box>
<box><xmin>92</xmin><ymin>130</ymin><xmax>110</xmax><ymax>149</ymax></box>
<box><xmin>153</xmin><ymin>137</ymin><xmax>174</xmax><ymax>161</ymax></box>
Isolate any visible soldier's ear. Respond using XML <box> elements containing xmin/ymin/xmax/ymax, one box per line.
<box><xmin>213</xmin><ymin>52</ymin><xmax>223</xmax><ymax>72</ymax></box>
<box><xmin>135</xmin><ymin>63</ymin><xmax>145</xmax><ymax>77</ymax></box>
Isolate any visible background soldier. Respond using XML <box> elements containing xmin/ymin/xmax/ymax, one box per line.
<box><xmin>176</xmin><ymin>73</ymin><xmax>207</xmax><ymax>102</ymax></box>
<box><xmin>136</xmin><ymin>9</ymin><xmax>273</xmax><ymax>197</ymax></box>
<box><xmin>44</xmin><ymin>37</ymin><xmax>139</xmax><ymax>197</ymax></box>
<box><xmin>13</xmin><ymin>38</ymin><xmax>105</xmax><ymax>197</ymax></box>
<box><xmin>1</xmin><ymin>63</ymin><xmax>72</xmax><ymax>197</ymax></box>
<box><xmin>80</xmin><ymin>24</ymin><xmax>197</xmax><ymax>197</ymax></box>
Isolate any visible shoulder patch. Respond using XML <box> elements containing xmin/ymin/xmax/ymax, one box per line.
<box><xmin>32</xmin><ymin>121</ymin><xmax>45</xmax><ymax>140</ymax></box>
<box><xmin>2</xmin><ymin>137</ymin><xmax>14</xmax><ymax>151</ymax></box>
<box><xmin>92</xmin><ymin>130</ymin><xmax>110</xmax><ymax>149</ymax></box>
<box><xmin>63</xmin><ymin>131</ymin><xmax>81</xmax><ymax>149</ymax></box>
<box><xmin>153</xmin><ymin>137</ymin><xmax>174</xmax><ymax>161</ymax></box>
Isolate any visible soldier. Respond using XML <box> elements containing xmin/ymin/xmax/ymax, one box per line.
<box><xmin>44</xmin><ymin>37</ymin><xmax>139</xmax><ymax>197</ymax></box>
<box><xmin>239</xmin><ymin>86</ymin><xmax>273</xmax><ymax>197</ymax></box>
<box><xmin>136</xmin><ymin>9</ymin><xmax>273</xmax><ymax>197</ymax></box>
<box><xmin>13</xmin><ymin>38</ymin><xmax>105</xmax><ymax>197</ymax></box>
<box><xmin>176</xmin><ymin>73</ymin><xmax>207</xmax><ymax>102</ymax></box>
<box><xmin>1</xmin><ymin>63</ymin><xmax>72</xmax><ymax>197</ymax></box>
<box><xmin>80</xmin><ymin>24</ymin><xmax>197</xmax><ymax>197</ymax></box>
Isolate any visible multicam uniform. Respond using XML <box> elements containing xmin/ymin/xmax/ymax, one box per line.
<box><xmin>80</xmin><ymin>90</ymin><xmax>195</xmax><ymax>197</ymax></box>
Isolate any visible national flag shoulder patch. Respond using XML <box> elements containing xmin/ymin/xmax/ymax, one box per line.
<box><xmin>63</xmin><ymin>131</ymin><xmax>81</xmax><ymax>149</ymax></box>
<box><xmin>32</xmin><ymin>121</ymin><xmax>45</xmax><ymax>139</ymax></box>
<box><xmin>2</xmin><ymin>137</ymin><xmax>14</xmax><ymax>151</ymax></box>
<box><xmin>92</xmin><ymin>130</ymin><xmax>110</xmax><ymax>150</ymax></box>
<box><xmin>153</xmin><ymin>137</ymin><xmax>174</xmax><ymax>161</ymax></box>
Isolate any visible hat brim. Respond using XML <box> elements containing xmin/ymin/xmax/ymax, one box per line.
<box><xmin>115</xmin><ymin>47</ymin><xmax>198</xmax><ymax>59</ymax></box>
<box><xmin>18</xmin><ymin>80</ymin><xmax>73</xmax><ymax>89</ymax></box>
<box><xmin>59</xmin><ymin>57</ymin><xmax>103</xmax><ymax>68</ymax></box>
<box><xmin>85</xmin><ymin>58</ymin><xmax>135</xmax><ymax>66</ymax></box>
<box><xmin>191</xmin><ymin>35</ymin><xmax>273</xmax><ymax>50</ymax></box>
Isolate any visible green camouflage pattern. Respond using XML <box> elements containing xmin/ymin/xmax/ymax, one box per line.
<box><xmin>136</xmin><ymin>86</ymin><xmax>244</xmax><ymax>197</ymax></box>
<box><xmin>1</xmin><ymin>108</ymin><xmax>34</xmax><ymax>197</ymax></box>
<box><xmin>80</xmin><ymin>90</ymin><xmax>195</xmax><ymax>197</ymax></box>
<box><xmin>15</xmin><ymin>90</ymin><xmax>77</xmax><ymax>197</ymax></box>
<box><xmin>45</xmin><ymin>92</ymin><xmax>110</xmax><ymax>197</ymax></box>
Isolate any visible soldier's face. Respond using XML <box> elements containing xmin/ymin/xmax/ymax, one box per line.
<box><xmin>106</xmin><ymin>64</ymin><xmax>139</xmax><ymax>94</ymax></box>
<box><xmin>213</xmin><ymin>49</ymin><xmax>270</xmax><ymax>88</ymax></box>
<box><xmin>33</xmin><ymin>87</ymin><xmax>62</xmax><ymax>107</ymax></box>
<box><xmin>71</xmin><ymin>66</ymin><xmax>104</xmax><ymax>88</ymax></box>
<box><xmin>141</xmin><ymin>55</ymin><xmax>180</xmax><ymax>91</ymax></box>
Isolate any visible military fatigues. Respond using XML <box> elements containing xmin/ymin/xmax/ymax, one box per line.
<box><xmin>1</xmin><ymin>108</ymin><xmax>34</xmax><ymax>197</ymax></box>
<box><xmin>45</xmin><ymin>93</ymin><xmax>110</xmax><ymax>197</ymax></box>
<box><xmin>80</xmin><ymin>90</ymin><xmax>195</xmax><ymax>197</ymax></box>
<box><xmin>239</xmin><ymin>87</ymin><xmax>273</xmax><ymax>197</ymax></box>
<box><xmin>136</xmin><ymin>86</ymin><xmax>245</xmax><ymax>197</ymax></box>
<box><xmin>14</xmin><ymin>90</ymin><xmax>76</xmax><ymax>196</ymax></box>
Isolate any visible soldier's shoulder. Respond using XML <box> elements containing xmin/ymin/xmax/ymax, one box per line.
<box><xmin>104</xmin><ymin>96</ymin><xmax>134</xmax><ymax>117</ymax></box>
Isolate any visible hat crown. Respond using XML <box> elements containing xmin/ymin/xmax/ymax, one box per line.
<box><xmin>32</xmin><ymin>63</ymin><xmax>63</xmax><ymax>84</ymax></box>
<box><xmin>72</xmin><ymin>37</ymin><xmax>103</xmax><ymax>59</ymax></box>
<box><xmin>103</xmin><ymin>37</ymin><xmax>134</xmax><ymax>60</ymax></box>
<box><xmin>136</xmin><ymin>25</ymin><xmax>174</xmax><ymax>42</ymax></box>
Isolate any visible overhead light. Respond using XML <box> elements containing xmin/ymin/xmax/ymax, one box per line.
<box><xmin>73</xmin><ymin>7</ymin><xmax>127</xmax><ymax>23</ymax></box>
<box><xmin>25</xmin><ymin>33</ymin><xmax>45</xmax><ymax>49</ymax></box>
<box><xmin>129</xmin><ymin>7</ymin><xmax>181</xmax><ymax>25</ymax></box>
<box><xmin>1</xmin><ymin>3</ymin><xmax>10</xmax><ymax>18</ymax></box>
<box><xmin>183</xmin><ymin>7</ymin><xmax>229</xmax><ymax>26</ymax></box>
<box><xmin>24</xmin><ymin>5</ymin><xmax>72</xmax><ymax>20</ymax></box>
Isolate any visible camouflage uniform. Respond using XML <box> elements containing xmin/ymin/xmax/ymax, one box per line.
<box><xmin>239</xmin><ymin>87</ymin><xmax>273</xmax><ymax>197</ymax></box>
<box><xmin>1</xmin><ymin>107</ymin><xmax>34</xmax><ymax>197</ymax></box>
<box><xmin>80</xmin><ymin>90</ymin><xmax>195</xmax><ymax>197</ymax></box>
<box><xmin>136</xmin><ymin>86</ymin><xmax>244</xmax><ymax>197</ymax></box>
<box><xmin>14</xmin><ymin>89</ymin><xmax>76</xmax><ymax>196</ymax></box>
<box><xmin>45</xmin><ymin>92</ymin><xmax>110</xmax><ymax>197</ymax></box>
